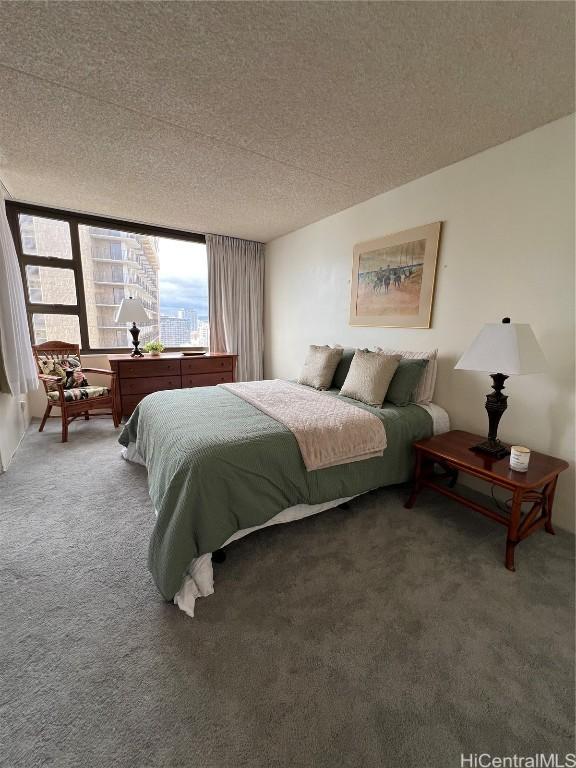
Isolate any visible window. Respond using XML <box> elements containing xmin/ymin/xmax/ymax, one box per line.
<box><xmin>18</xmin><ymin>214</ymin><xmax>73</xmax><ymax>259</ymax></box>
<box><xmin>157</xmin><ymin>238</ymin><xmax>209</xmax><ymax>348</ymax></box>
<box><xmin>25</xmin><ymin>264</ymin><xmax>77</xmax><ymax>305</ymax></box>
<box><xmin>8</xmin><ymin>204</ymin><xmax>208</xmax><ymax>352</ymax></box>
<box><xmin>32</xmin><ymin>314</ymin><xmax>81</xmax><ymax>346</ymax></box>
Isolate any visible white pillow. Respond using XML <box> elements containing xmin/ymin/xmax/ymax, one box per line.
<box><xmin>298</xmin><ymin>345</ymin><xmax>343</xmax><ymax>390</ymax></box>
<box><xmin>376</xmin><ymin>348</ymin><xmax>438</xmax><ymax>403</ymax></box>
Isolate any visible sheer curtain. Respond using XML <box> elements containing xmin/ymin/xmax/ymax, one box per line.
<box><xmin>0</xmin><ymin>194</ymin><xmax>38</xmax><ymax>395</ymax></box>
<box><xmin>207</xmin><ymin>234</ymin><xmax>264</xmax><ymax>382</ymax></box>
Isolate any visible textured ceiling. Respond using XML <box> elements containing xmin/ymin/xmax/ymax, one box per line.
<box><xmin>0</xmin><ymin>1</ymin><xmax>573</xmax><ymax>242</ymax></box>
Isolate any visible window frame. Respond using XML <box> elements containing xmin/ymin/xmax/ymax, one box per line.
<box><xmin>6</xmin><ymin>200</ymin><xmax>207</xmax><ymax>354</ymax></box>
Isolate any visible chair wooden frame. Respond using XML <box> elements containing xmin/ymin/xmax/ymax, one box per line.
<box><xmin>32</xmin><ymin>341</ymin><xmax>119</xmax><ymax>442</ymax></box>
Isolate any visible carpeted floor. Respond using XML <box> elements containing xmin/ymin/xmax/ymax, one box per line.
<box><xmin>1</xmin><ymin>418</ymin><xmax>574</xmax><ymax>768</ymax></box>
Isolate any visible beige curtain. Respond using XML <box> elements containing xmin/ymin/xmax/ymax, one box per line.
<box><xmin>0</xmin><ymin>334</ymin><xmax>10</xmax><ymax>394</ymax></box>
<box><xmin>207</xmin><ymin>234</ymin><xmax>264</xmax><ymax>382</ymax></box>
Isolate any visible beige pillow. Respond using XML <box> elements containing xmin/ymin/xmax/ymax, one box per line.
<box><xmin>340</xmin><ymin>350</ymin><xmax>401</xmax><ymax>407</ymax></box>
<box><xmin>376</xmin><ymin>348</ymin><xmax>438</xmax><ymax>403</ymax></box>
<box><xmin>298</xmin><ymin>345</ymin><xmax>343</xmax><ymax>390</ymax></box>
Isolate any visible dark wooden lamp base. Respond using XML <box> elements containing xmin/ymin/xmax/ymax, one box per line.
<box><xmin>471</xmin><ymin>439</ymin><xmax>510</xmax><ymax>459</ymax></box>
<box><xmin>471</xmin><ymin>372</ymin><xmax>510</xmax><ymax>459</ymax></box>
<box><xmin>129</xmin><ymin>322</ymin><xmax>144</xmax><ymax>358</ymax></box>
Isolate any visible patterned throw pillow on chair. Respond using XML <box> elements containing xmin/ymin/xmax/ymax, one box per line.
<box><xmin>38</xmin><ymin>354</ymin><xmax>84</xmax><ymax>391</ymax></box>
<box><xmin>38</xmin><ymin>357</ymin><xmax>65</xmax><ymax>390</ymax></box>
<box><xmin>63</xmin><ymin>367</ymin><xmax>89</xmax><ymax>390</ymax></box>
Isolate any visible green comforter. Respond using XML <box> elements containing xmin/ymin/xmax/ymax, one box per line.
<box><xmin>119</xmin><ymin>385</ymin><xmax>433</xmax><ymax>600</ymax></box>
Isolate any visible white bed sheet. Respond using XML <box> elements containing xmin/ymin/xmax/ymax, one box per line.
<box><xmin>122</xmin><ymin>402</ymin><xmax>450</xmax><ymax>617</ymax></box>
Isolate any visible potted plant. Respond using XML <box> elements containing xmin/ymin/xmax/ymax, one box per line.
<box><xmin>143</xmin><ymin>341</ymin><xmax>165</xmax><ymax>357</ymax></box>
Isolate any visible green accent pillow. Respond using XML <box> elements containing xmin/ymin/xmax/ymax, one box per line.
<box><xmin>332</xmin><ymin>349</ymin><xmax>355</xmax><ymax>389</ymax></box>
<box><xmin>385</xmin><ymin>359</ymin><xmax>429</xmax><ymax>406</ymax></box>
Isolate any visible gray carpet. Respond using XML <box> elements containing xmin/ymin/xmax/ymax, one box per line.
<box><xmin>1</xmin><ymin>418</ymin><xmax>574</xmax><ymax>768</ymax></box>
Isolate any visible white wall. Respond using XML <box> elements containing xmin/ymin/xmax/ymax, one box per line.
<box><xmin>0</xmin><ymin>392</ymin><xmax>29</xmax><ymax>471</ymax></box>
<box><xmin>265</xmin><ymin>115</ymin><xmax>575</xmax><ymax>532</ymax></box>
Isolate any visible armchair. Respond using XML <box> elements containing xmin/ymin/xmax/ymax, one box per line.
<box><xmin>33</xmin><ymin>341</ymin><xmax>119</xmax><ymax>442</ymax></box>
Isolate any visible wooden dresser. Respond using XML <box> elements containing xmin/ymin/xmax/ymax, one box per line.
<box><xmin>108</xmin><ymin>353</ymin><xmax>237</xmax><ymax>421</ymax></box>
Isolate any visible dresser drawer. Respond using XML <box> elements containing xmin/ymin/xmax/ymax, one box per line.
<box><xmin>119</xmin><ymin>359</ymin><xmax>180</xmax><ymax>378</ymax></box>
<box><xmin>182</xmin><ymin>372</ymin><xmax>234</xmax><ymax>388</ymax></box>
<box><xmin>181</xmin><ymin>356</ymin><xmax>233</xmax><ymax>375</ymax></box>
<box><xmin>121</xmin><ymin>394</ymin><xmax>146</xmax><ymax>415</ymax></box>
<box><xmin>121</xmin><ymin>375</ymin><xmax>182</xmax><ymax>395</ymax></box>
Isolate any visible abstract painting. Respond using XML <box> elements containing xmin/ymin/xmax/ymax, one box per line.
<box><xmin>349</xmin><ymin>222</ymin><xmax>442</xmax><ymax>328</ymax></box>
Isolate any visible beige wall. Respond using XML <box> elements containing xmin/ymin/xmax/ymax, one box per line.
<box><xmin>0</xmin><ymin>392</ymin><xmax>29</xmax><ymax>471</ymax></box>
<box><xmin>265</xmin><ymin>115</ymin><xmax>575</xmax><ymax>532</ymax></box>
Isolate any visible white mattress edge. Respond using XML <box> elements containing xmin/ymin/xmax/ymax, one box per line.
<box><xmin>417</xmin><ymin>402</ymin><xmax>450</xmax><ymax>435</ymax></box>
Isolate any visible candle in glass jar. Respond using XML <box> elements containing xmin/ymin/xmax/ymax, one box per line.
<box><xmin>510</xmin><ymin>446</ymin><xmax>530</xmax><ymax>472</ymax></box>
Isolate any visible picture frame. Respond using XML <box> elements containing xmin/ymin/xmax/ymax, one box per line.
<box><xmin>349</xmin><ymin>222</ymin><xmax>442</xmax><ymax>328</ymax></box>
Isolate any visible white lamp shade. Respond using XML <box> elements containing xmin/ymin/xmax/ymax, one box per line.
<box><xmin>115</xmin><ymin>297</ymin><xmax>150</xmax><ymax>324</ymax></box>
<box><xmin>455</xmin><ymin>322</ymin><xmax>546</xmax><ymax>375</ymax></box>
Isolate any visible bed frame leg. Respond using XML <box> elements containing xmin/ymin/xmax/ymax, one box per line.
<box><xmin>212</xmin><ymin>549</ymin><xmax>226</xmax><ymax>564</ymax></box>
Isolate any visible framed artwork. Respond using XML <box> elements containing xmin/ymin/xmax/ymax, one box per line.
<box><xmin>349</xmin><ymin>222</ymin><xmax>442</xmax><ymax>328</ymax></box>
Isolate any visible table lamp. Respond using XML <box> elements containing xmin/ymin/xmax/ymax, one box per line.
<box><xmin>115</xmin><ymin>297</ymin><xmax>150</xmax><ymax>358</ymax></box>
<box><xmin>455</xmin><ymin>317</ymin><xmax>546</xmax><ymax>458</ymax></box>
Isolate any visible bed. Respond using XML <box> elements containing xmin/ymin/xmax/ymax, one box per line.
<box><xmin>119</xmin><ymin>381</ymin><xmax>449</xmax><ymax>617</ymax></box>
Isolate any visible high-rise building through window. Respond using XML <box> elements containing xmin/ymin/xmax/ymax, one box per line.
<box><xmin>79</xmin><ymin>226</ymin><xmax>161</xmax><ymax>349</ymax></box>
<box><xmin>159</xmin><ymin>315</ymin><xmax>193</xmax><ymax>346</ymax></box>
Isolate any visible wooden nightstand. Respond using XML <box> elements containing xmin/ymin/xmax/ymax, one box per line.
<box><xmin>405</xmin><ymin>430</ymin><xmax>569</xmax><ymax>571</ymax></box>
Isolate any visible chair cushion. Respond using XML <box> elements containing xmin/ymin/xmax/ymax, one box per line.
<box><xmin>47</xmin><ymin>385</ymin><xmax>110</xmax><ymax>402</ymax></box>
